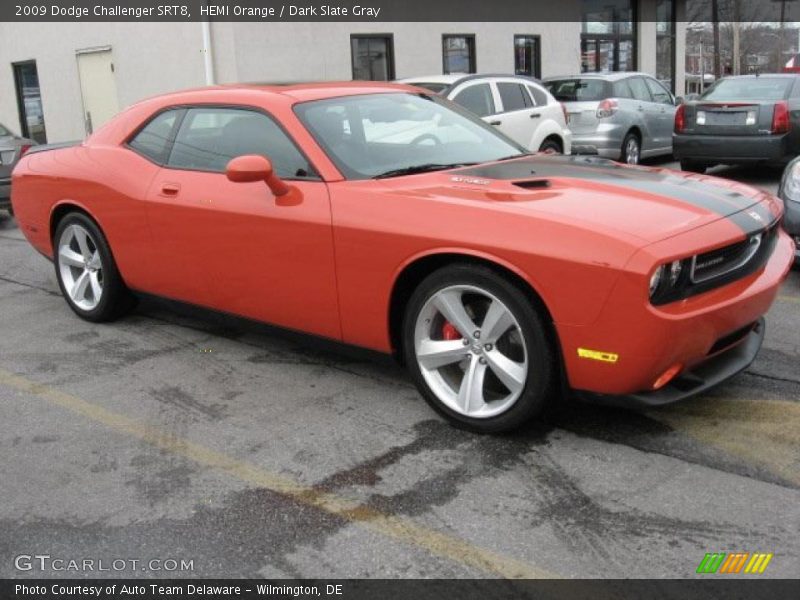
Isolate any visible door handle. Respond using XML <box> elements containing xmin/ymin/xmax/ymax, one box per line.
<box><xmin>159</xmin><ymin>183</ymin><xmax>181</xmax><ymax>197</ymax></box>
<box><xmin>530</xmin><ymin>113</ymin><xmax>541</xmax><ymax>119</ymax></box>
<box><xmin>637</xmin><ymin>105</ymin><xmax>645</xmax><ymax>112</ymax></box>
<box><xmin>489</xmin><ymin>120</ymin><xmax>502</xmax><ymax>126</ymax></box>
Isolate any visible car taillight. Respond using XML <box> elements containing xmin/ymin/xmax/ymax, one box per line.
<box><xmin>596</xmin><ymin>99</ymin><xmax>618</xmax><ymax>119</ymax></box>
<box><xmin>674</xmin><ymin>104</ymin><xmax>686</xmax><ymax>133</ymax></box>
<box><xmin>772</xmin><ymin>101</ymin><xmax>790</xmax><ymax>134</ymax></box>
<box><xmin>19</xmin><ymin>145</ymin><xmax>32</xmax><ymax>157</ymax></box>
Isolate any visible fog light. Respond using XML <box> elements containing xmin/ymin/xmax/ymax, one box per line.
<box><xmin>652</xmin><ymin>363</ymin><xmax>683</xmax><ymax>390</ymax></box>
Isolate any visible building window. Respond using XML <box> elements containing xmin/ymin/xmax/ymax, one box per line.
<box><xmin>580</xmin><ymin>0</ymin><xmax>636</xmax><ymax>73</ymax></box>
<box><xmin>13</xmin><ymin>61</ymin><xmax>47</xmax><ymax>144</ymax></box>
<box><xmin>351</xmin><ymin>35</ymin><xmax>395</xmax><ymax>81</ymax></box>
<box><xmin>656</xmin><ymin>0</ymin><xmax>676</xmax><ymax>92</ymax></box>
<box><xmin>514</xmin><ymin>35</ymin><xmax>541</xmax><ymax>78</ymax></box>
<box><xmin>443</xmin><ymin>35</ymin><xmax>476</xmax><ymax>74</ymax></box>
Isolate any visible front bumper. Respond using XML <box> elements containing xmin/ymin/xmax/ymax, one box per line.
<box><xmin>782</xmin><ymin>201</ymin><xmax>800</xmax><ymax>262</ymax></box>
<box><xmin>560</xmin><ymin>228</ymin><xmax>794</xmax><ymax>403</ymax></box>
<box><xmin>0</xmin><ymin>177</ymin><xmax>10</xmax><ymax>207</ymax></box>
<box><xmin>673</xmin><ymin>132</ymin><xmax>789</xmax><ymax>164</ymax></box>
<box><xmin>577</xmin><ymin>317</ymin><xmax>764</xmax><ymax>408</ymax></box>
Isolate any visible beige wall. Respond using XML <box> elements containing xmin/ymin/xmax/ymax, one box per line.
<box><xmin>0</xmin><ymin>22</ymin><xmax>207</xmax><ymax>142</ymax></box>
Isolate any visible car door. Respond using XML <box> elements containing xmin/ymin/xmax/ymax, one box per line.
<box><xmin>643</xmin><ymin>77</ymin><xmax>677</xmax><ymax>152</ymax></box>
<box><xmin>143</xmin><ymin>106</ymin><xmax>341</xmax><ymax>340</ymax></box>
<box><xmin>626</xmin><ymin>76</ymin><xmax>657</xmax><ymax>152</ymax></box>
<box><xmin>449</xmin><ymin>81</ymin><xmax>499</xmax><ymax>123</ymax></box>
<box><xmin>492</xmin><ymin>80</ymin><xmax>539</xmax><ymax>149</ymax></box>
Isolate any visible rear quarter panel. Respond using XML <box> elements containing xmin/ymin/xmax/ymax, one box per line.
<box><xmin>11</xmin><ymin>144</ymin><xmax>159</xmax><ymax>290</ymax></box>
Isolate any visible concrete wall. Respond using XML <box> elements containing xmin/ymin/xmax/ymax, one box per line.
<box><xmin>0</xmin><ymin>22</ymin><xmax>207</xmax><ymax>142</ymax></box>
<box><xmin>0</xmin><ymin>11</ymin><xmax>686</xmax><ymax>144</ymax></box>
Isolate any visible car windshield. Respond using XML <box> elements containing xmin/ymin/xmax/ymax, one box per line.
<box><xmin>701</xmin><ymin>78</ymin><xmax>793</xmax><ymax>101</ymax></box>
<box><xmin>294</xmin><ymin>92</ymin><xmax>526</xmax><ymax>179</ymax></box>
<box><xmin>0</xmin><ymin>123</ymin><xmax>10</xmax><ymax>137</ymax></box>
<box><xmin>544</xmin><ymin>78</ymin><xmax>610</xmax><ymax>101</ymax></box>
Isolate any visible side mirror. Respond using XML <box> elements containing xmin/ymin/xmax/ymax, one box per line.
<box><xmin>225</xmin><ymin>154</ymin><xmax>290</xmax><ymax>197</ymax></box>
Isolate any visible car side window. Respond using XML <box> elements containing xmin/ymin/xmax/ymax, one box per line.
<box><xmin>527</xmin><ymin>85</ymin><xmax>549</xmax><ymax>106</ymax></box>
<box><xmin>645</xmin><ymin>78</ymin><xmax>672</xmax><ymax>104</ymax></box>
<box><xmin>128</xmin><ymin>109</ymin><xmax>181</xmax><ymax>164</ymax></box>
<box><xmin>167</xmin><ymin>107</ymin><xmax>314</xmax><ymax>178</ymax></box>
<box><xmin>613</xmin><ymin>80</ymin><xmax>633</xmax><ymax>99</ymax></box>
<box><xmin>497</xmin><ymin>82</ymin><xmax>532</xmax><ymax>112</ymax></box>
<box><xmin>628</xmin><ymin>77</ymin><xmax>652</xmax><ymax>102</ymax></box>
<box><xmin>451</xmin><ymin>83</ymin><xmax>496</xmax><ymax>118</ymax></box>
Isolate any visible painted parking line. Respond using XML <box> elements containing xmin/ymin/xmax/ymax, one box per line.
<box><xmin>648</xmin><ymin>397</ymin><xmax>800</xmax><ymax>488</ymax></box>
<box><xmin>0</xmin><ymin>368</ymin><xmax>557</xmax><ymax>579</ymax></box>
<box><xmin>777</xmin><ymin>295</ymin><xmax>800</xmax><ymax>304</ymax></box>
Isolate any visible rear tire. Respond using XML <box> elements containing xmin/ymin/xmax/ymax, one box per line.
<box><xmin>538</xmin><ymin>138</ymin><xmax>562</xmax><ymax>154</ymax></box>
<box><xmin>53</xmin><ymin>212</ymin><xmax>136</xmax><ymax>322</ymax></box>
<box><xmin>680</xmin><ymin>160</ymin><xmax>707</xmax><ymax>173</ymax></box>
<box><xmin>403</xmin><ymin>264</ymin><xmax>556</xmax><ymax>433</ymax></box>
<box><xmin>620</xmin><ymin>132</ymin><xmax>641</xmax><ymax>165</ymax></box>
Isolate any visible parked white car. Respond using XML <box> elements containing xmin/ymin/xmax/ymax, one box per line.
<box><xmin>398</xmin><ymin>74</ymin><xmax>572</xmax><ymax>154</ymax></box>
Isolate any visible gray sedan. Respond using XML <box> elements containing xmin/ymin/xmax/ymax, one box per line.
<box><xmin>0</xmin><ymin>123</ymin><xmax>35</xmax><ymax>216</ymax></box>
<box><xmin>544</xmin><ymin>72</ymin><xmax>677</xmax><ymax>164</ymax></box>
<box><xmin>778</xmin><ymin>156</ymin><xmax>800</xmax><ymax>264</ymax></box>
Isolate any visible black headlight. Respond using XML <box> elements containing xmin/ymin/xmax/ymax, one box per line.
<box><xmin>649</xmin><ymin>258</ymin><xmax>692</xmax><ymax>305</ymax></box>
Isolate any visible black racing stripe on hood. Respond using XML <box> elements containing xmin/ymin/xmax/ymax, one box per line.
<box><xmin>727</xmin><ymin>201</ymin><xmax>777</xmax><ymax>235</ymax></box>
<box><xmin>459</xmin><ymin>156</ymin><xmax>761</xmax><ymax>229</ymax></box>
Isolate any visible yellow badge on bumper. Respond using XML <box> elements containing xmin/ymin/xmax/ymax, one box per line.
<box><xmin>577</xmin><ymin>348</ymin><xmax>619</xmax><ymax>363</ymax></box>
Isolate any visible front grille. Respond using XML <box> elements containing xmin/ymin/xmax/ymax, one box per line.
<box><xmin>691</xmin><ymin>233</ymin><xmax>763</xmax><ymax>284</ymax></box>
<box><xmin>651</xmin><ymin>224</ymin><xmax>779</xmax><ymax>306</ymax></box>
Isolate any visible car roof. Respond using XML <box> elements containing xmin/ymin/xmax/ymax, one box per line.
<box><xmin>544</xmin><ymin>72</ymin><xmax>652</xmax><ymax>82</ymax></box>
<box><xmin>715</xmin><ymin>73</ymin><xmax>799</xmax><ymax>79</ymax></box>
<box><xmin>401</xmin><ymin>73</ymin><xmax>543</xmax><ymax>87</ymax></box>
<box><xmin>133</xmin><ymin>81</ymin><xmax>427</xmax><ymax>108</ymax></box>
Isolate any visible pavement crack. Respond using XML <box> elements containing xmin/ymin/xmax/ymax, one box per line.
<box><xmin>0</xmin><ymin>275</ymin><xmax>60</xmax><ymax>296</ymax></box>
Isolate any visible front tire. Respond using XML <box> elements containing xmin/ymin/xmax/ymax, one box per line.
<box><xmin>53</xmin><ymin>212</ymin><xmax>136</xmax><ymax>322</ymax></box>
<box><xmin>403</xmin><ymin>264</ymin><xmax>556</xmax><ymax>433</ymax></box>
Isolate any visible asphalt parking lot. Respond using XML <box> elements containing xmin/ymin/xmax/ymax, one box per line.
<box><xmin>0</xmin><ymin>162</ymin><xmax>798</xmax><ymax>579</ymax></box>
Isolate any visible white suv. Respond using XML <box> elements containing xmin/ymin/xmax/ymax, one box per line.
<box><xmin>399</xmin><ymin>74</ymin><xmax>572</xmax><ymax>154</ymax></box>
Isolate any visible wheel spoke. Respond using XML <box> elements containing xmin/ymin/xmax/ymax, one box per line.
<box><xmin>484</xmin><ymin>350</ymin><xmax>526</xmax><ymax>395</ymax></box>
<box><xmin>481</xmin><ymin>299</ymin><xmax>515</xmax><ymax>343</ymax></box>
<box><xmin>457</xmin><ymin>357</ymin><xmax>487</xmax><ymax>415</ymax></box>
<box><xmin>59</xmin><ymin>246</ymin><xmax>85</xmax><ymax>268</ymax></box>
<box><xmin>89</xmin><ymin>271</ymin><xmax>103</xmax><ymax>301</ymax></box>
<box><xmin>87</xmin><ymin>251</ymin><xmax>102</xmax><ymax>270</ymax></box>
<box><xmin>73</xmin><ymin>227</ymin><xmax>92</xmax><ymax>261</ymax></box>
<box><xmin>71</xmin><ymin>270</ymin><xmax>90</xmax><ymax>302</ymax></box>
<box><xmin>433</xmin><ymin>289</ymin><xmax>477</xmax><ymax>338</ymax></box>
<box><xmin>417</xmin><ymin>339</ymin><xmax>468</xmax><ymax>370</ymax></box>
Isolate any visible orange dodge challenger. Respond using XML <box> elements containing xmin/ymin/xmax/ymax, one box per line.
<box><xmin>11</xmin><ymin>83</ymin><xmax>794</xmax><ymax>432</ymax></box>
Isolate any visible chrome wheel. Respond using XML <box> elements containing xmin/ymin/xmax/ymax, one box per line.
<box><xmin>57</xmin><ymin>224</ymin><xmax>104</xmax><ymax>311</ymax></box>
<box><xmin>413</xmin><ymin>285</ymin><xmax>528</xmax><ymax>419</ymax></box>
<box><xmin>624</xmin><ymin>136</ymin><xmax>640</xmax><ymax>164</ymax></box>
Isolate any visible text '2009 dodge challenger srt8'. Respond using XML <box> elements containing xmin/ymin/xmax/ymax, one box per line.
<box><xmin>11</xmin><ymin>83</ymin><xmax>794</xmax><ymax>432</ymax></box>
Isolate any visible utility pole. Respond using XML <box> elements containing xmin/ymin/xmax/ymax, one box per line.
<box><xmin>711</xmin><ymin>0</ymin><xmax>721</xmax><ymax>78</ymax></box>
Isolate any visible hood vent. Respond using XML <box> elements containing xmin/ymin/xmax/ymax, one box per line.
<box><xmin>512</xmin><ymin>179</ymin><xmax>551</xmax><ymax>190</ymax></box>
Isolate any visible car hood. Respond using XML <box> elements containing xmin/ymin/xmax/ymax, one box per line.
<box><xmin>381</xmin><ymin>155</ymin><xmax>779</xmax><ymax>244</ymax></box>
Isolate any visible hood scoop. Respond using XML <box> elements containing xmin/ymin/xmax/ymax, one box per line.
<box><xmin>512</xmin><ymin>179</ymin><xmax>551</xmax><ymax>190</ymax></box>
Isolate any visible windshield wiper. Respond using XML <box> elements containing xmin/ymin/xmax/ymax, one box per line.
<box><xmin>372</xmin><ymin>162</ymin><xmax>478</xmax><ymax>179</ymax></box>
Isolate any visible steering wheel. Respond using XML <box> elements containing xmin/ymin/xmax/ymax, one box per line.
<box><xmin>410</xmin><ymin>133</ymin><xmax>441</xmax><ymax>147</ymax></box>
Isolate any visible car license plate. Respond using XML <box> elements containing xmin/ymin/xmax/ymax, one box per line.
<box><xmin>705</xmin><ymin>111</ymin><xmax>746</xmax><ymax>126</ymax></box>
<box><xmin>0</xmin><ymin>151</ymin><xmax>14</xmax><ymax>165</ymax></box>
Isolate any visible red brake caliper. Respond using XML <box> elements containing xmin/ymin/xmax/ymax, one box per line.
<box><xmin>441</xmin><ymin>322</ymin><xmax>461</xmax><ymax>341</ymax></box>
